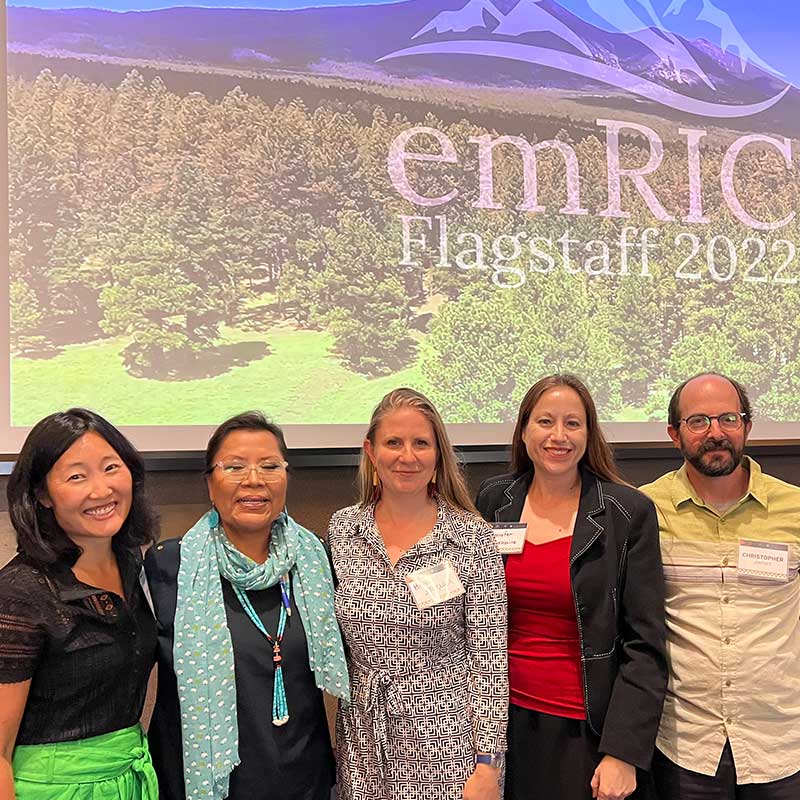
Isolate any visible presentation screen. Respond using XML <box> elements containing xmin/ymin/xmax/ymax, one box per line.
<box><xmin>3</xmin><ymin>0</ymin><xmax>800</xmax><ymax>451</ymax></box>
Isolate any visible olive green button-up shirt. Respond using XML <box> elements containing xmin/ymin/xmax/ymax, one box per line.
<box><xmin>641</xmin><ymin>457</ymin><xmax>800</xmax><ymax>784</ymax></box>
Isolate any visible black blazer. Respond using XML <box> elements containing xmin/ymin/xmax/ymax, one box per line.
<box><xmin>143</xmin><ymin>538</ymin><xmax>190</xmax><ymax>800</ymax></box>
<box><xmin>476</xmin><ymin>467</ymin><xmax>667</xmax><ymax>770</ymax></box>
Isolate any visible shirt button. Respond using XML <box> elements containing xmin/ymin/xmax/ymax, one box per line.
<box><xmin>723</xmin><ymin>596</ymin><xmax>730</xmax><ymax>604</ymax></box>
<box><xmin>726</xmin><ymin>717</ymin><xmax>733</xmax><ymax>725</ymax></box>
<box><xmin>722</xmin><ymin>557</ymin><xmax>729</xmax><ymax>567</ymax></box>
<box><xmin>724</xmin><ymin>637</ymin><xmax>731</xmax><ymax>644</ymax></box>
<box><xmin>725</xmin><ymin>679</ymin><xmax>732</xmax><ymax>687</ymax></box>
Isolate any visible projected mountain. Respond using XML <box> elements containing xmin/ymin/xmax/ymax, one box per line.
<box><xmin>490</xmin><ymin>0</ymin><xmax>592</xmax><ymax>56</ymax></box>
<box><xmin>6</xmin><ymin>0</ymin><xmax>793</xmax><ymax>113</ymax></box>
<box><xmin>664</xmin><ymin>0</ymin><xmax>779</xmax><ymax>75</ymax></box>
<box><xmin>413</xmin><ymin>0</ymin><xmax>502</xmax><ymax>37</ymax></box>
<box><xmin>380</xmin><ymin>0</ymin><xmax>791</xmax><ymax>114</ymax></box>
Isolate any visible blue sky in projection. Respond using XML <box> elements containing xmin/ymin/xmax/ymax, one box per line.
<box><xmin>7</xmin><ymin>0</ymin><xmax>799</xmax><ymax>86</ymax></box>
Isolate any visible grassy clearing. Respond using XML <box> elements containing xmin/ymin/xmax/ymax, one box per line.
<box><xmin>11</xmin><ymin>326</ymin><xmax>424</xmax><ymax>426</ymax></box>
<box><xmin>11</xmin><ymin>328</ymin><xmax>658</xmax><ymax>427</ymax></box>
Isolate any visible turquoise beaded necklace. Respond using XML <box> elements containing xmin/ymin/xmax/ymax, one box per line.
<box><xmin>232</xmin><ymin>576</ymin><xmax>291</xmax><ymax>726</ymax></box>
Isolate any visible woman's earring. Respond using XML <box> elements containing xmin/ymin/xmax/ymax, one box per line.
<box><xmin>372</xmin><ymin>471</ymin><xmax>379</xmax><ymax>487</ymax></box>
<box><xmin>430</xmin><ymin>469</ymin><xmax>437</xmax><ymax>486</ymax></box>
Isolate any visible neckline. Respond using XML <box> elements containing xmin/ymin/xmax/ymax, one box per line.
<box><xmin>525</xmin><ymin>534</ymin><xmax>573</xmax><ymax>548</ymax></box>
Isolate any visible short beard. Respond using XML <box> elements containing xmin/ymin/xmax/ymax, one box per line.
<box><xmin>684</xmin><ymin>437</ymin><xmax>744</xmax><ymax>477</ymax></box>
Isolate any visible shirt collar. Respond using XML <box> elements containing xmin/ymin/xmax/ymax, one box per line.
<box><xmin>671</xmin><ymin>455</ymin><xmax>768</xmax><ymax>512</ymax></box>
<box><xmin>353</xmin><ymin>496</ymin><xmax>468</xmax><ymax>550</ymax></box>
<box><xmin>48</xmin><ymin>546</ymin><xmax>142</xmax><ymax>603</ymax></box>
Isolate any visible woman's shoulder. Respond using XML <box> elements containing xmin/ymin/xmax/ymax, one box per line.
<box><xmin>596</xmin><ymin>479</ymin><xmax>656</xmax><ymax>520</ymax></box>
<box><xmin>475</xmin><ymin>472</ymin><xmax>518</xmax><ymax>499</ymax></box>
<box><xmin>0</xmin><ymin>555</ymin><xmax>59</xmax><ymax>614</ymax></box>
<box><xmin>327</xmin><ymin>503</ymin><xmax>366</xmax><ymax>531</ymax></box>
<box><xmin>439</xmin><ymin>502</ymin><xmax>495</xmax><ymax>554</ymax></box>
<box><xmin>143</xmin><ymin>538</ymin><xmax>183</xmax><ymax>626</ymax></box>
<box><xmin>143</xmin><ymin>537</ymin><xmax>183</xmax><ymax>587</ymax></box>
<box><xmin>475</xmin><ymin>471</ymin><xmax>528</xmax><ymax>515</ymax></box>
<box><xmin>442</xmin><ymin>501</ymin><xmax>489</xmax><ymax>528</ymax></box>
<box><xmin>0</xmin><ymin>554</ymin><xmax>49</xmax><ymax>589</ymax></box>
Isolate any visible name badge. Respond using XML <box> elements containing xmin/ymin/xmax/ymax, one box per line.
<box><xmin>491</xmin><ymin>522</ymin><xmax>527</xmax><ymax>555</ymax></box>
<box><xmin>405</xmin><ymin>560</ymin><xmax>466</xmax><ymax>609</ymax></box>
<box><xmin>738</xmin><ymin>539</ymin><xmax>790</xmax><ymax>583</ymax></box>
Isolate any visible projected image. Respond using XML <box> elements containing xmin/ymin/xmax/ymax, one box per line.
<box><xmin>5</xmin><ymin>0</ymin><xmax>800</xmax><ymax>429</ymax></box>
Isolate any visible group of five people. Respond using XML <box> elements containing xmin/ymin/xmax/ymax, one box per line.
<box><xmin>0</xmin><ymin>371</ymin><xmax>797</xmax><ymax>800</ymax></box>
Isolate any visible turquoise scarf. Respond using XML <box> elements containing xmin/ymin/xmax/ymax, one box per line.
<box><xmin>174</xmin><ymin>509</ymin><xmax>349</xmax><ymax>800</ymax></box>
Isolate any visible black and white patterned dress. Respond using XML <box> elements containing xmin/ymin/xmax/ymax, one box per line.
<box><xmin>328</xmin><ymin>499</ymin><xmax>508</xmax><ymax>800</ymax></box>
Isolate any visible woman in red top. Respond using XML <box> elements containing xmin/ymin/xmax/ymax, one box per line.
<box><xmin>476</xmin><ymin>375</ymin><xmax>666</xmax><ymax>800</ymax></box>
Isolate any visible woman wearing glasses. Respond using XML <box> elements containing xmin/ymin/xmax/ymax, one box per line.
<box><xmin>475</xmin><ymin>375</ymin><xmax>667</xmax><ymax>800</ymax></box>
<box><xmin>144</xmin><ymin>411</ymin><xmax>349</xmax><ymax>800</ymax></box>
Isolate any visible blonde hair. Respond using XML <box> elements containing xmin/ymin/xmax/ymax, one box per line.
<box><xmin>358</xmin><ymin>388</ymin><xmax>477</xmax><ymax>514</ymax></box>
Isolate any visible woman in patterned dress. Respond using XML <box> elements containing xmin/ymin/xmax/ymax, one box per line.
<box><xmin>144</xmin><ymin>411</ymin><xmax>349</xmax><ymax>800</ymax></box>
<box><xmin>328</xmin><ymin>388</ymin><xmax>508</xmax><ymax>800</ymax></box>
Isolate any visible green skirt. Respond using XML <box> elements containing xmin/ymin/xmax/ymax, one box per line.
<box><xmin>13</xmin><ymin>723</ymin><xmax>158</xmax><ymax>800</ymax></box>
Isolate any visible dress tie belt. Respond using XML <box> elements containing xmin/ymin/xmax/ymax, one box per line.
<box><xmin>351</xmin><ymin>652</ymin><xmax>467</xmax><ymax>783</ymax></box>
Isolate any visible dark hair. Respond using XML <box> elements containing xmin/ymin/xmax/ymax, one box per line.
<box><xmin>204</xmin><ymin>411</ymin><xmax>289</xmax><ymax>474</ymax></box>
<box><xmin>6</xmin><ymin>408</ymin><xmax>159</xmax><ymax>566</ymax></box>
<box><xmin>511</xmin><ymin>374</ymin><xmax>624</xmax><ymax>484</ymax></box>
<box><xmin>667</xmin><ymin>372</ymin><xmax>753</xmax><ymax>429</ymax></box>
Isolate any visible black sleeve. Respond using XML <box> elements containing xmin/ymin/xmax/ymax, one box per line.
<box><xmin>144</xmin><ymin>541</ymin><xmax>187</xmax><ymax>800</ymax></box>
<box><xmin>474</xmin><ymin>476</ymin><xmax>496</xmax><ymax>522</ymax></box>
<box><xmin>321</xmin><ymin>538</ymin><xmax>338</xmax><ymax>589</ymax></box>
<box><xmin>0</xmin><ymin>564</ymin><xmax>46</xmax><ymax>684</ymax></box>
<box><xmin>599</xmin><ymin>495</ymin><xmax>668</xmax><ymax>769</ymax></box>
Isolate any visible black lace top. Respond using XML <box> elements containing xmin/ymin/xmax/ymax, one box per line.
<box><xmin>0</xmin><ymin>548</ymin><xmax>157</xmax><ymax>744</ymax></box>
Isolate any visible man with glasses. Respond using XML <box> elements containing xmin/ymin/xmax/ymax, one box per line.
<box><xmin>640</xmin><ymin>372</ymin><xmax>800</xmax><ymax>799</ymax></box>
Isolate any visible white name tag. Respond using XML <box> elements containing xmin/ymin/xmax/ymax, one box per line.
<box><xmin>738</xmin><ymin>539</ymin><xmax>790</xmax><ymax>583</ymax></box>
<box><xmin>405</xmin><ymin>560</ymin><xmax>466</xmax><ymax>609</ymax></box>
<box><xmin>491</xmin><ymin>522</ymin><xmax>527</xmax><ymax>555</ymax></box>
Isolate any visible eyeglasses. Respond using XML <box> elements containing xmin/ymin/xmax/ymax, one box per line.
<box><xmin>677</xmin><ymin>412</ymin><xmax>748</xmax><ymax>434</ymax></box>
<box><xmin>213</xmin><ymin>460</ymin><xmax>288</xmax><ymax>483</ymax></box>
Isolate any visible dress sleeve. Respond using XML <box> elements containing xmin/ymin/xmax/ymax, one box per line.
<box><xmin>464</xmin><ymin>518</ymin><xmax>508</xmax><ymax>754</ymax></box>
<box><xmin>0</xmin><ymin>568</ymin><xmax>47</xmax><ymax>684</ymax></box>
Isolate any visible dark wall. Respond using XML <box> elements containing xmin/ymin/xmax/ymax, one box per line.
<box><xmin>2</xmin><ymin>445</ymin><xmax>798</xmax><ymax>541</ymax></box>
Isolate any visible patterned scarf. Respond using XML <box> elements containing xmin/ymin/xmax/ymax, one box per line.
<box><xmin>174</xmin><ymin>509</ymin><xmax>350</xmax><ymax>800</ymax></box>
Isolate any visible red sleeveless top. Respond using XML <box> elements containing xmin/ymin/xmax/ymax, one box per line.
<box><xmin>505</xmin><ymin>536</ymin><xmax>586</xmax><ymax>719</ymax></box>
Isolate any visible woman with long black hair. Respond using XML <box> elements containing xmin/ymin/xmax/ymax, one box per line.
<box><xmin>0</xmin><ymin>408</ymin><xmax>159</xmax><ymax>800</ymax></box>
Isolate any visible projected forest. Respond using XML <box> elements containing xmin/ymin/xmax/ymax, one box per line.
<box><xmin>6</xmin><ymin>0</ymin><xmax>800</xmax><ymax>428</ymax></box>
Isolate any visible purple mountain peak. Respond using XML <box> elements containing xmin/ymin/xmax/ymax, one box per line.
<box><xmin>492</xmin><ymin>0</ymin><xmax>591</xmax><ymax>56</ymax></box>
<box><xmin>412</xmin><ymin>0</ymin><xmax>503</xmax><ymax>40</ymax></box>
<box><xmin>664</xmin><ymin>0</ymin><xmax>784</xmax><ymax>78</ymax></box>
